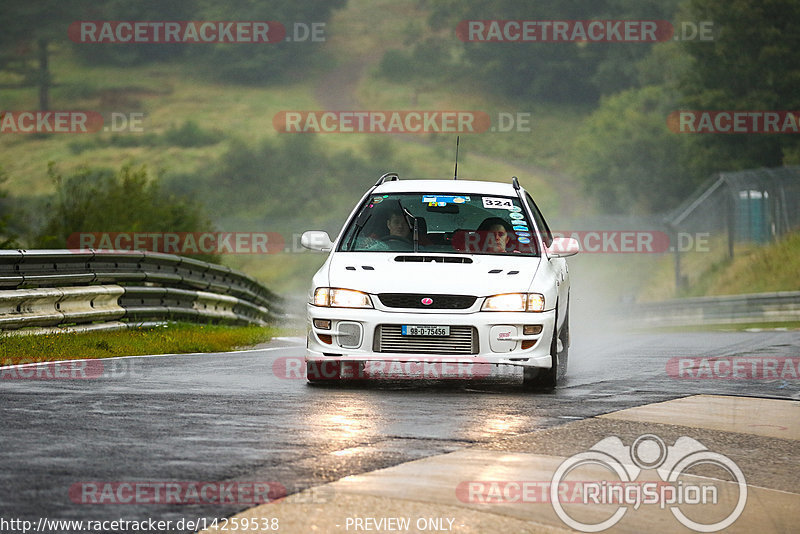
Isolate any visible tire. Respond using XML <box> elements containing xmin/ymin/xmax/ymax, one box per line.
<box><xmin>522</xmin><ymin>306</ymin><xmax>568</xmax><ymax>389</ymax></box>
<box><xmin>557</xmin><ymin>306</ymin><xmax>569</xmax><ymax>380</ymax></box>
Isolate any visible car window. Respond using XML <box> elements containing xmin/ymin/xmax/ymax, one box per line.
<box><xmin>339</xmin><ymin>193</ymin><xmax>540</xmax><ymax>256</ymax></box>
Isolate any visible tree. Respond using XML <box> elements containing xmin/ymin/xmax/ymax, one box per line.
<box><xmin>421</xmin><ymin>0</ymin><xmax>680</xmax><ymax>102</ymax></box>
<box><xmin>571</xmin><ymin>85</ymin><xmax>694</xmax><ymax>213</ymax></box>
<box><xmin>70</xmin><ymin>0</ymin><xmax>199</xmax><ymax>66</ymax></box>
<box><xmin>0</xmin><ymin>167</ymin><xmax>19</xmax><ymax>249</ymax></box>
<box><xmin>678</xmin><ymin>0</ymin><xmax>800</xmax><ymax>175</ymax></box>
<box><xmin>0</xmin><ymin>1</ymin><xmax>89</xmax><ymax>110</ymax></box>
<box><xmin>192</xmin><ymin>0</ymin><xmax>346</xmax><ymax>84</ymax></box>
<box><xmin>36</xmin><ymin>164</ymin><xmax>219</xmax><ymax>262</ymax></box>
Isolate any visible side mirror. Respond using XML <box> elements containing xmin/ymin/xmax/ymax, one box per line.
<box><xmin>547</xmin><ymin>237</ymin><xmax>579</xmax><ymax>258</ymax></box>
<box><xmin>301</xmin><ymin>231</ymin><xmax>333</xmax><ymax>252</ymax></box>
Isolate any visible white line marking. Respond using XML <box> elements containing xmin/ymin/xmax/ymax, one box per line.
<box><xmin>0</xmin><ymin>339</ymin><xmax>304</xmax><ymax>371</ymax></box>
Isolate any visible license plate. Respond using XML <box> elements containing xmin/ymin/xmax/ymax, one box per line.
<box><xmin>402</xmin><ymin>325</ymin><xmax>450</xmax><ymax>336</ymax></box>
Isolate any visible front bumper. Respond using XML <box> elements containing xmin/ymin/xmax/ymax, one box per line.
<box><xmin>306</xmin><ymin>304</ymin><xmax>555</xmax><ymax>369</ymax></box>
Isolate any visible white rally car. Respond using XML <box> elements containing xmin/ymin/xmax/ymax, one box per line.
<box><xmin>300</xmin><ymin>173</ymin><xmax>578</xmax><ymax>388</ymax></box>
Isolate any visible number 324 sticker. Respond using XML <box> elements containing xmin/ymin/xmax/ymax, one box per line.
<box><xmin>482</xmin><ymin>197</ymin><xmax>514</xmax><ymax>209</ymax></box>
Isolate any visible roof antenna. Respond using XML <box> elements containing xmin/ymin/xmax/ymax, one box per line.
<box><xmin>453</xmin><ymin>136</ymin><xmax>460</xmax><ymax>180</ymax></box>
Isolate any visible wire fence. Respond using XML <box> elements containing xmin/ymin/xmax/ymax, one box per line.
<box><xmin>664</xmin><ymin>166</ymin><xmax>800</xmax><ymax>290</ymax></box>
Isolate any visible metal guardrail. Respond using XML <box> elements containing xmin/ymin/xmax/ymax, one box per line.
<box><xmin>0</xmin><ymin>249</ymin><xmax>282</xmax><ymax>332</ymax></box>
<box><xmin>630</xmin><ymin>291</ymin><xmax>800</xmax><ymax>327</ymax></box>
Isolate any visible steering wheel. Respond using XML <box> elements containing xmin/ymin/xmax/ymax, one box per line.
<box><xmin>380</xmin><ymin>235</ymin><xmax>412</xmax><ymax>245</ymax></box>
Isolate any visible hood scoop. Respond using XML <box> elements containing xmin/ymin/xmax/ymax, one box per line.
<box><xmin>394</xmin><ymin>255</ymin><xmax>473</xmax><ymax>264</ymax></box>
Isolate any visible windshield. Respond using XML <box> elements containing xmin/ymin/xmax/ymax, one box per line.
<box><xmin>339</xmin><ymin>193</ymin><xmax>540</xmax><ymax>256</ymax></box>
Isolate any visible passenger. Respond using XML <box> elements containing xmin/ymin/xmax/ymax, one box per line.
<box><xmin>476</xmin><ymin>217</ymin><xmax>515</xmax><ymax>253</ymax></box>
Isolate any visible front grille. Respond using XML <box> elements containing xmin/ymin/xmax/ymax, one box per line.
<box><xmin>375</xmin><ymin>325</ymin><xmax>478</xmax><ymax>354</ymax></box>
<box><xmin>378</xmin><ymin>293</ymin><xmax>477</xmax><ymax>309</ymax></box>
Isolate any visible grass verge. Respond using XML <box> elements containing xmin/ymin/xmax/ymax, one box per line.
<box><xmin>0</xmin><ymin>322</ymin><xmax>276</xmax><ymax>365</ymax></box>
<box><xmin>637</xmin><ymin>230</ymin><xmax>800</xmax><ymax>301</ymax></box>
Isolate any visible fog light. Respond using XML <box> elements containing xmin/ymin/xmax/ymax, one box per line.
<box><xmin>521</xmin><ymin>340</ymin><xmax>537</xmax><ymax>349</ymax></box>
<box><xmin>336</xmin><ymin>321</ymin><xmax>362</xmax><ymax>349</ymax></box>
<box><xmin>318</xmin><ymin>333</ymin><xmax>333</xmax><ymax>344</ymax></box>
<box><xmin>523</xmin><ymin>325</ymin><xmax>543</xmax><ymax>335</ymax></box>
<box><xmin>314</xmin><ymin>319</ymin><xmax>332</xmax><ymax>330</ymax></box>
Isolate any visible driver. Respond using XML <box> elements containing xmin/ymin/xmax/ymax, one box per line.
<box><xmin>386</xmin><ymin>212</ymin><xmax>412</xmax><ymax>240</ymax></box>
<box><xmin>364</xmin><ymin>210</ymin><xmax>430</xmax><ymax>250</ymax></box>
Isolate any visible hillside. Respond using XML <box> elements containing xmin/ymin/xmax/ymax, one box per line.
<box><xmin>0</xmin><ymin>0</ymin><xmax>598</xmax><ymax>293</ymax></box>
<box><xmin>3</xmin><ymin>0</ymin><xmax>796</xmax><ymax>300</ymax></box>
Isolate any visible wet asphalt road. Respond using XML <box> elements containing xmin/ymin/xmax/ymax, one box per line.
<box><xmin>0</xmin><ymin>328</ymin><xmax>798</xmax><ymax>533</ymax></box>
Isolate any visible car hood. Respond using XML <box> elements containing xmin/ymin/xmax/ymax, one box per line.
<box><xmin>325</xmin><ymin>253</ymin><xmax>541</xmax><ymax>296</ymax></box>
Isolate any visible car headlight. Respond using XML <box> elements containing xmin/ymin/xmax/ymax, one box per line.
<box><xmin>481</xmin><ymin>293</ymin><xmax>545</xmax><ymax>312</ymax></box>
<box><xmin>312</xmin><ymin>288</ymin><xmax>373</xmax><ymax>308</ymax></box>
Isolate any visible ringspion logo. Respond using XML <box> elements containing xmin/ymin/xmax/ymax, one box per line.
<box><xmin>551</xmin><ymin>434</ymin><xmax>747</xmax><ymax>532</ymax></box>
<box><xmin>457</xmin><ymin>480</ymin><xmax>697</xmax><ymax>504</ymax></box>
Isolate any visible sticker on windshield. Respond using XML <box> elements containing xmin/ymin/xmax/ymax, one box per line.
<box><xmin>482</xmin><ymin>197</ymin><xmax>514</xmax><ymax>209</ymax></box>
<box><xmin>516</xmin><ymin>231</ymin><xmax>531</xmax><ymax>237</ymax></box>
<box><xmin>510</xmin><ymin>212</ymin><xmax>524</xmax><ymax>219</ymax></box>
<box><xmin>513</xmin><ymin>225</ymin><xmax>529</xmax><ymax>231</ymax></box>
<box><xmin>423</xmin><ymin>195</ymin><xmax>469</xmax><ymax>205</ymax></box>
<box><xmin>510</xmin><ymin>206</ymin><xmax>522</xmax><ymax>212</ymax></box>
<box><xmin>372</xmin><ymin>197</ymin><xmax>383</xmax><ymax>203</ymax></box>
<box><xmin>518</xmin><ymin>237</ymin><xmax>531</xmax><ymax>244</ymax></box>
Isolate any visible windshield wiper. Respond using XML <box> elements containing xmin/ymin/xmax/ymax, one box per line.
<box><xmin>345</xmin><ymin>209</ymin><xmax>373</xmax><ymax>251</ymax></box>
<box><xmin>397</xmin><ymin>200</ymin><xmax>419</xmax><ymax>253</ymax></box>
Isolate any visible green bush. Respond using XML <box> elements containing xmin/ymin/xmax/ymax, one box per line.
<box><xmin>35</xmin><ymin>163</ymin><xmax>219</xmax><ymax>262</ymax></box>
<box><xmin>162</xmin><ymin>120</ymin><xmax>224</xmax><ymax>148</ymax></box>
<box><xmin>67</xmin><ymin>121</ymin><xmax>221</xmax><ymax>154</ymax></box>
